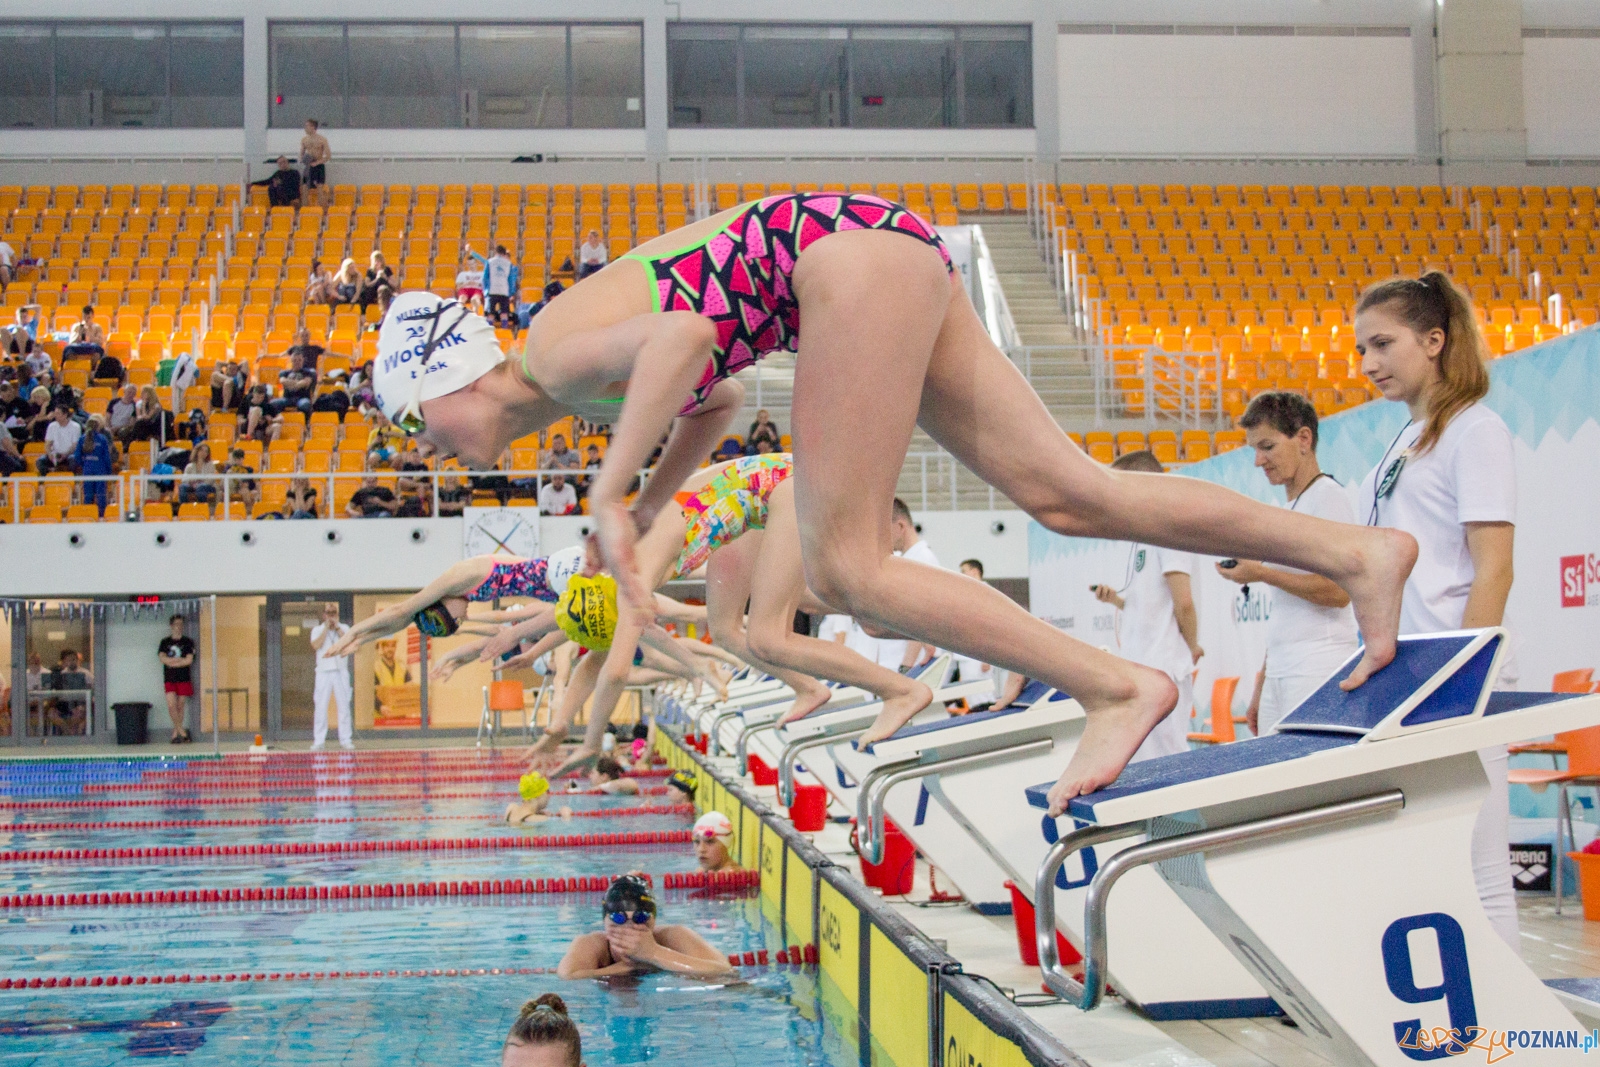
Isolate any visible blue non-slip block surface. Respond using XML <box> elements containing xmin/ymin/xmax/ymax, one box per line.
<box><xmin>1277</xmin><ymin>633</ymin><xmax>1475</xmax><ymax>733</ymax></box>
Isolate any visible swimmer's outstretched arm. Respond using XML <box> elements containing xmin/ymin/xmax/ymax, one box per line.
<box><xmin>430</xmin><ymin>637</ymin><xmax>490</xmax><ymax>682</ymax></box>
<box><xmin>327</xmin><ymin>556</ymin><xmax>502</xmax><ymax>655</ymax></box>
<box><xmin>477</xmin><ymin>607</ymin><xmax>560</xmax><ymax>662</ymax></box>
<box><xmin>495</xmin><ymin>629</ymin><xmax>568</xmax><ymax>673</ymax></box>
<box><xmin>529</xmin><ymin>311</ymin><xmax>724</xmax><ymax>617</ymax></box>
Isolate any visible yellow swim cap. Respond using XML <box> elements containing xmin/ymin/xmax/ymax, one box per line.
<box><xmin>556</xmin><ymin>573</ymin><xmax>619</xmax><ymax>651</ymax></box>
<box><xmin>519</xmin><ymin>772</ymin><xmax>549</xmax><ymax>801</ymax></box>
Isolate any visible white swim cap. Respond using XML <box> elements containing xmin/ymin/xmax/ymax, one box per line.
<box><xmin>693</xmin><ymin>811</ymin><xmax>733</xmax><ymax>841</ymax></box>
<box><xmin>545</xmin><ymin>545</ymin><xmax>586</xmax><ymax>597</ymax></box>
<box><xmin>373</xmin><ymin>292</ymin><xmax>505</xmax><ymax>424</ymax></box>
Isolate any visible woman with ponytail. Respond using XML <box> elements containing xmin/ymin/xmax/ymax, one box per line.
<box><xmin>503</xmin><ymin>993</ymin><xmax>583</xmax><ymax>1067</ymax></box>
<box><xmin>1354</xmin><ymin>270</ymin><xmax>1519</xmax><ymax>948</ymax></box>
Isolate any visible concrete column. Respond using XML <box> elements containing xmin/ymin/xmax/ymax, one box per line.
<box><xmin>1413</xmin><ymin>0</ymin><xmax>1442</xmax><ymax>161</ymax></box>
<box><xmin>242</xmin><ymin>14</ymin><xmax>269</xmax><ymax>182</ymax></box>
<box><xmin>644</xmin><ymin>11</ymin><xmax>669</xmax><ymax>164</ymax></box>
<box><xmin>1032</xmin><ymin>7</ymin><xmax>1060</xmax><ymax>163</ymax></box>
<box><xmin>1436</xmin><ymin>0</ymin><xmax>1526</xmax><ymax>161</ymax></box>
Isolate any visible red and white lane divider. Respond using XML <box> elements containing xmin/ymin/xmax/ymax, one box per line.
<box><xmin>0</xmin><ymin>944</ymin><xmax>816</xmax><ymax>991</ymax></box>
<box><xmin>0</xmin><ymin>829</ymin><xmax>691</xmax><ymax>863</ymax></box>
<box><xmin>0</xmin><ymin>788</ymin><xmax>671</xmax><ymax>811</ymax></box>
<box><xmin>0</xmin><ymin>868</ymin><xmax>761</xmax><ymax>910</ymax></box>
<box><xmin>0</xmin><ymin>804</ymin><xmax>694</xmax><ymax>834</ymax></box>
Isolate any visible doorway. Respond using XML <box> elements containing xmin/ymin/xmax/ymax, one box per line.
<box><xmin>263</xmin><ymin>593</ymin><xmax>354</xmax><ymax>742</ymax></box>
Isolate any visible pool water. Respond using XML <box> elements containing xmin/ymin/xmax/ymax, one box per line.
<box><xmin>0</xmin><ymin>756</ymin><xmax>839</xmax><ymax>1067</ymax></box>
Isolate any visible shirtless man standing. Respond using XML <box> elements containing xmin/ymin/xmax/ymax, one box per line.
<box><xmin>300</xmin><ymin>119</ymin><xmax>331</xmax><ymax>207</ymax></box>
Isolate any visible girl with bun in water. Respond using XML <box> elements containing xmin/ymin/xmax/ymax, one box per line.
<box><xmin>502</xmin><ymin>993</ymin><xmax>582</xmax><ymax>1067</ymax></box>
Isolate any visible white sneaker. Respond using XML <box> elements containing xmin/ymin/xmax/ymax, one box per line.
<box><xmin>310</xmin><ymin>742</ymin><xmax>325</xmax><ymax>751</ymax></box>
<box><xmin>339</xmin><ymin>741</ymin><xmax>355</xmax><ymax>751</ymax></box>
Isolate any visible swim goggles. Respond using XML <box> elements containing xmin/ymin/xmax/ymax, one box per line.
<box><xmin>608</xmin><ymin>910</ymin><xmax>654</xmax><ymax>925</ymax></box>
<box><xmin>692</xmin><ymin>825</ymin><xmax>729</xmax><ymax>843</ymax></box>
<box><xmin>394</xmin><ymin>300</ymin><xmax>473</xmax><ymax>437</ymax></box>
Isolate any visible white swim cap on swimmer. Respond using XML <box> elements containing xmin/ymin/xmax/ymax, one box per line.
<box><xmin>693</xmin><ymin>811</ymin><xmax>733</xmax><ymax>841</ymax></box>
<box><xmin>545</xmin><ymin>545</ymin><xmax>586</xmax><ymax>598</ymax></box>
<box><xmin>373</xmin><ymin>292</ymin><xmax>505</xmax><ymax>424</ymax></box>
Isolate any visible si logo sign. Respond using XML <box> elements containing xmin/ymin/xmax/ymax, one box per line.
<box><xmin>1561</xmin><ymin>553</ymin><xmax>1597</xmax><ymax>608</ymax></box>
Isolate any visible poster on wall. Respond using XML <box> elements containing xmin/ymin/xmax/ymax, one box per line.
<box><xmin>1029</xmin><ymin>330</ymin><xmax>1600</xmax><ymax>732</ymax></box>
<box><xmin>372</xmin><ymin>625</ymin><xmax>421</xmax><ymax>728</ymax></box>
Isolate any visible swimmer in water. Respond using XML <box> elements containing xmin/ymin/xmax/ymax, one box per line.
<box><xmin>589</xmin><ymin>757</ymin><xmax>639</xmax><ymax>796</ymax></box>
<box><xmin>500</xmin><ymin>992</ymin><xmax>582</xmax><ymax>1067</ymax></box>
<box><xmin>557</xmin><ymin>874</ymin><xmax>733</xmax><ymax>980</ymax></box>
<box><xmin>691</xmin><ymin>812</ymin><xmax>740</xmax><ymax>873</ymax></box>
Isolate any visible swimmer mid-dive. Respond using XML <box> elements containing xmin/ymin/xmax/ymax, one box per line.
<box><xmin>376</xmin><ymin>195</ymin><xmax>1416</xmax><ymax>812</ymax></box>
<box><xmin>556</xmin><ymin>874</ymin><xmax>733</xmax><ymax>980</ymax></box>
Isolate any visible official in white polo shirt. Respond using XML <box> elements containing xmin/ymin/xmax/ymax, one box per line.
<box><xmin>1216</xmin><ymin>392</ymin><xmax>1360</xmax><ymax>735</ymax></box>
<box><xmin>1092</xmin><ymin>451</ymin><xmax>1203</xmax><ymax>761</ymax></box>
<box><xmin>309</xmin><ymin>603</ymin><xmax>354</xmax><ymax>751</ymax></box>
<box><xmin>875</xmin><ymin>498</ymin><xmax>942</xmax><ymax>672</ymax></box>
<box><xmin>1353</xmin><ymin>271</ymin><xmax>1518</xmax><ymax>948</ymax></box>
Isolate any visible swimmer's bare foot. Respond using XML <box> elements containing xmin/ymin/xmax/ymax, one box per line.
<box><xmin>1046</xmin><ymin>667</ymin><xmax>1177</xmax><ymax>817</ymax></box>
<box><xmin>777</xmin><ymin>685</ymin><xmax>834</xmax><ymax>726</ymax></box>
<box><xmin>1336</xmin><ymin>528</ymin><xmax>1418</xmax><ymax>692</ymax></box>
<box><xmin>854</xmin><ymin>682</ymin><xmax>935</xmax><ymax>748</ymax></box>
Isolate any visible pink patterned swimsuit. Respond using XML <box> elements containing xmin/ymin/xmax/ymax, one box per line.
<box><xmin>620</xmin><ymin>193</ymin><xmax>953</xmax><ymax>413</ymax></box>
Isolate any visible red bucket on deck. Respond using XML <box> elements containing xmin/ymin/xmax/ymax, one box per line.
<box><xmin>747</xmin><ymin>755</ymin><xmax>778</xmax><ymax>787</ymax></box>
<box><xmin>852</xmin><ymin>818</ymin><xmax>915</xmax><ymax>895</ymax></box>
<box><xmin>1004</xmin><ymin>880</ymin><xmax>1082</xmax><ymax>967</ymax></box>
<box><xmin>788</xmin><ymin>783</ymin><xmax>828</xmax><ymax>832</ymax></box>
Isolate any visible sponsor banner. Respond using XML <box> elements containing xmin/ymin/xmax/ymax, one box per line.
<box><xmin>1031</xmin><ymin>330</ymin><xmax>1600</xmax><ymax>724</ymax></box>
<box><xmin>942</xmin><ymin>992</ymin><xmax>1033</xmax><ymax>1067</ymax></box>
<box><xmin>817</xmin><ymin>879</ymin><xmax>861</xmax><ymax>1013</ymax></box>
<box><xmin>869</xmin><ymin>925</ymin><xmax>931</xmax><ymax>1067</ymax></box>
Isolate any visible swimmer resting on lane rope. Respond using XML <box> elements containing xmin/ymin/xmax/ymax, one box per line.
<box><xmin>375</xmin><ymin>193</ymin><xmax>1416</xmax><ymax>813</ymax></box>
<box><xmin>557</xmin><ymin>874</ymin><xmax>733</xmax><ymax>981</ymax></box>
<box><xmin>477</xmin><ymin>453</ymin><xmax>934</xmax><ymax>778</ymax></box>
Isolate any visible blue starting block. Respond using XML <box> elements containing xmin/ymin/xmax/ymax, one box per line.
<box><xmin>1027</xmin><ymin>629</ymin><xmax>1600</xmax><ymax>1064</ymax></box>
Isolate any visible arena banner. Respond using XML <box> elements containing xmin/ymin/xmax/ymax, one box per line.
<box><xmin>1030</xmin><ymin>329</ymin><xmax>1600</xmax><ymax>729</ymax></box>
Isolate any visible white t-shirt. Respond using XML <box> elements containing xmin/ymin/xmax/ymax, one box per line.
<box><xmin>455</xmin><ymin>269</ymin><xmax>483</xmax><ymax>292</ymax></box>
<box><xmin>579</xmin><ymin>240</ymin><xmax>608</xmax><ymax>267</ymax></box>
<box><xmin>876</xmin><ymin>539</ymin><xmax>942</xmax><ymax>668</ymax></box>
<box><xmin>44</xmin><ymin>418</ymin><xmax>82</xmax><ymax>460</ymax></box>
<box><xmin>0</xmin><ymin>241</ymin><xmax>13</xmax><ymax>267</ymax></box>
<box><xmin>484</xmin><ymin>256</ymin><xmax>514</xmax><ymax>297</ymax></box>
<box><xmin>1356</xmin><ymin>404</ymin><xmax>1516</xmax><ymax>636</ymax></box>
<box><xmin>1264</xmin><ymin>474</ymin><xmax>1360</xmax><ymax>678</ymax></box>
<box><xmin>820</xmin><ymin>614</ymin><xmax>879</xmax><ymax>663</ymax></box>
<box><xmin>310</xmin><ymin>621</ymin><xmax>350</xmax><ymax>674</ymax></box>
<box><xmin>538</xmin><ymin>481</ymin><xmax>578</xmax><ymax>515</ymax></box>
<box><xmin>1116</xmin><ymin>543</ymin><xmax>1195</xmax><ymax>683</ymax></box>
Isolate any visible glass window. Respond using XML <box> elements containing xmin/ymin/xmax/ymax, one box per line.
<box><xmin>742</xmin><ymin>26</ymin><xmax>848</xmax><ymax>129</ymax></box>
<box><xmin>170</xmin><ymin>24</ymin><xmax>244</xmax><ymax>128</ymax></box>
<box><xmin>54</xmin><ymin>24</ymin><xmax>170</xmax><ymax>128</ymax></box>
<box><xmin>271</xmin><ymin>24</ymin><xmax>345</xmax><ymax>130</ymax></box>
<box><xmin>460</xmin><ymin>25</ymin><xmax>568</xmax><ymax>129</ymax></box>
<box><xmin>347</xmin><ymin>24</ymin><xmax>457</xmax><ymax>129</ymax></box>
<box><xmin>667</xmin><ymin>24</ymin><xmax>738</xmax><ymax>128</ymax></box>
<box><xmin>960</xmin><ymin>26</ymin><xmax>1032</xmax><ymax>127</ymax></box>
<box><xmin>0</xmin><ymin>26</ymin><xmax>52</xmax><ymax>129</ymax></box>
<box><xmin>850</xmin><ymin>27</ymin><xmax>955</xmax><ymax>129</ymax></box>
<box><xmin>571</xmin><ymin>24</ymin><xmax>643</xmax><ymax>129</ymax></box>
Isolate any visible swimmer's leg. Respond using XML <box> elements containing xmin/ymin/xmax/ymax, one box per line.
<box><xmin>703</xmin><ymin>529</ymin><xmax>833</xmax><ymax>720</ymax></box>
<box><xmin>744</xmin><ymin>482</ymin><xmax>930</xmax><ymax>738</ymax></box>
<box><xmin>528</xmin><ymin>648</ymin><xmax>605</xmax><ymax>767</ymax></box>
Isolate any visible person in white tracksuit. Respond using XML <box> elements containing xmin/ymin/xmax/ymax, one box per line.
<box><xmin>310</xmin><ymin>604</ymin><xmax>354</xmax><ymax>750</ymax></box>
<box><xmin>1216</xmin><ymin>392</ymin><xmax>1360</xmax><ymax>736</ymax></box>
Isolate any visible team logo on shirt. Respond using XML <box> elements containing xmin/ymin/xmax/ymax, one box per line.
<box><xmin>1133</xmin><ymin>549</ymin><xmax>1146</xmax><ymax>572</ymax></box>
<box><xmin>1560</xmin><ymin>554</ymin><xmax>1598</xmax><ymax>608</ymax></box>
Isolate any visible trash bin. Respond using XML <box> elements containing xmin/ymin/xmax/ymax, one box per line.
<box><xmin>112</xmin><ymin>703</ymin><xmax>151</xmax><ymax>746</ymax></box>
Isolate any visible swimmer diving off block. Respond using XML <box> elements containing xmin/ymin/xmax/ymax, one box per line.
<box><xmin>373</xmin><ymin>191</ymin><xmax>1416</xmax><ymax>807</ymax></box>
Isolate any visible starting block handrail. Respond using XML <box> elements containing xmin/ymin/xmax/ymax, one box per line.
<box><xmin>707</xmin><ymin>692</ymin><xmax>803</xmax><ymax>755</ymax></box>
<box><xmin>779</xmin><ymin>728</ymin><xmax>868</xmax><ymax>807</ymax></box>
<box><xmin>855</xmin><ymin>739</ymin><xmax>1055</xmax><ymax>864</ymax></box>
<box><xmin>1034</xmin><ymin>789</ymin><xmax>1407</xmax><ymax>1011</ymax></box>
<box><xmin>736</xmin><ymin>695</ymin><xmax>875</xmax><ymax>774</ymax></box>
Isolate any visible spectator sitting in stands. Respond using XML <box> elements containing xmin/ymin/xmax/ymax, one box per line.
<box><xmin>222</xmin><ymin>447</ymin><xmax>259</xmax><ymax>511</ymax></box>
<box><xmin>0</xmin><ymin>420</ymin><xmax>24</xmax><ymax>477</ymax></box>
<box><xmin>397</xmin><ymin>485</ymin><xmax>432</xmax><ymax>518</ymax></box>
<box><xmin>436</xmin><ymin>473</ymin><xmax>470</xmax><ymax>517</ymax></box>
<box><xmin>360</xmin><ymin>252</ymin><xmax>394</xmax><ymax>313</ymax></box>
<box><xmin>106</xmin><ymin>384</ymin><xmax>138</xmax><ymax>436</ymax></box>
<box><xmin>209</xmin><ymin>360</ymin><xmax>248</xmax><ymax>414</ymax></box>
<box><xmin>182</xmin><ymin>405</ymin><xmax>208</xmax><ymax>443</ymax></box>
<box><xmin>347</xmin><ymin>474</ymin><xmax>398</xmax><ymax>518</ymax></box>
<box><xmin>579</xmin><ymin>443</ymin><xmax>602</xmax><ymax>497</ymax></box>
<box><xmin>38</xmin><ymin>405</ymin><xmax>81</xmax><ymax>474</ymax></box>
<box><xmin>0</xmin><ymin>237</ymin><xmax>13</xmax><ymax>291</ymax></box>
<box><xmin>253</xmin><ymin>155</ymin><xmax>302</xmax><ymax>208</ymax></box>
<box><xmin>519</xmin><ymin>280</ymin><xmax>566</xmax><ymax>330</ymax></box>
<box><xmin>333</xmin><ymin>259</ymin><xmax>363</xmax><ymax>306</ymax></box>
<box><xmin>746</xmin><ymin>409</ymin><xmax>780</xmax><ymax>453</ymax></box>
<box><xmin>455</xmin><ymin>257</ymin><xmax>485</xmax><ymax>310</ymax></box>
<box><xmin>753</xmin><ymin>437</ymin><xmax>777</xmax><ymax>455</ymax></box>
<box><xmin>241</xmin><ymin>384</ymin><xmax>283</xmax><ymax>444</ymax></box>
<box><xmin>0</xmin><ymin>380</ymin><xmax>31</xmax><ymax>427</ymax></box>
<box><xmin>538</xmin><ymin>472</ymin><xmax>578</xmax><ymax>516</ymax></box>
<box><xmin>311</xmin><ymin>376</ymin><xmax>351</xmax><ymax>419</ymax></box>
<box><xmin>119</xmin><ymin>385</ymin><xmax>172</xmax><ymax>447</ymax></box>
<box><xmin>286</xmin><ymin>327</ymin><xmax>325</xmax><ymax>374</ymax></box>
<box><xmin>366</xmin><ymin>412</ymin><xmax>403</xmax><ymax>468</ymax></box>
<box><xmin>348</xmin><ymin>360</ymin><xmax>376</xmax><ymax>412</ymax></box>
<box><xmin>179</xmin><ymin>441</ymin><xmax>221</xmax><ymax>511</ymax></box>
<box><xmin>287</xmin><ymin>476</ymin><xmax>319</xmax><ymax>519</ymax></box>
<box><xmin>395</xmin><ymin>441</ymin><xmax>429</xmax><ymax>493</ymax></box>
<box><xmin>62</xmin><ymin>306</ymin><xmax>106</xmax><ymax>362</ymax></box>
<box><xmin>5</xmin><ymin>306</ymin><xmax>41</xmax><ymax>356</ymax></box>
<box><xmin>363</xmin><ymin>285</ymin><xmax>394</xmax><ymax>332</ymax></box>
<box><xmin>23</xmin><ymin>387</ymin><xmax>53</xmax><ymax>443</ymax></box>
<box><xmin>75</xmin><ymin>414</ymin><xmax>115</xmax><ymax>515</ymax></box>
<box><xmin>577</xmin><ymin>229</ymin><xmax>608</xmax><ymax>280</ymax></box>
<box><xmin>45</xmin><ymin>650</ymin><xmax>92</xmax><ymax>737</ymax></box>
<box><xmin>279</xmin><ymin>351</ymin><xmax>318</xmax><ymax>418</ymax></box>
<box><xmin>543</xmin><ymin>433</ymin><xmax>580</xmax><ymax>473</ymax></box>
<box><xmin>304</xmin><ymin>259</ymin><xmax>339</xmax><ymax>308</ymax></box>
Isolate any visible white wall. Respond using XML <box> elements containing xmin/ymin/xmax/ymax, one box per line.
<box><xmin>105</xmin><ymin>615</ymin><xmax>178</xmax><ymax>730</ymax></box>
<box><xmin>1523</xmin><ymin>36</ymin><xmax>1600</xmax><ymax>158</ymax></box>
<box><xmin>1057</xmin><ymin>29</ymin><xmax>1416</xmax><ymax>157</ymax></box>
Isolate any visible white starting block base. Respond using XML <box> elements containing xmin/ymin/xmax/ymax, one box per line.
<box><xmin>1027</xmin><ymin>630</ymin><xmax>1600</xmax><ymax>1066</ymax></box>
